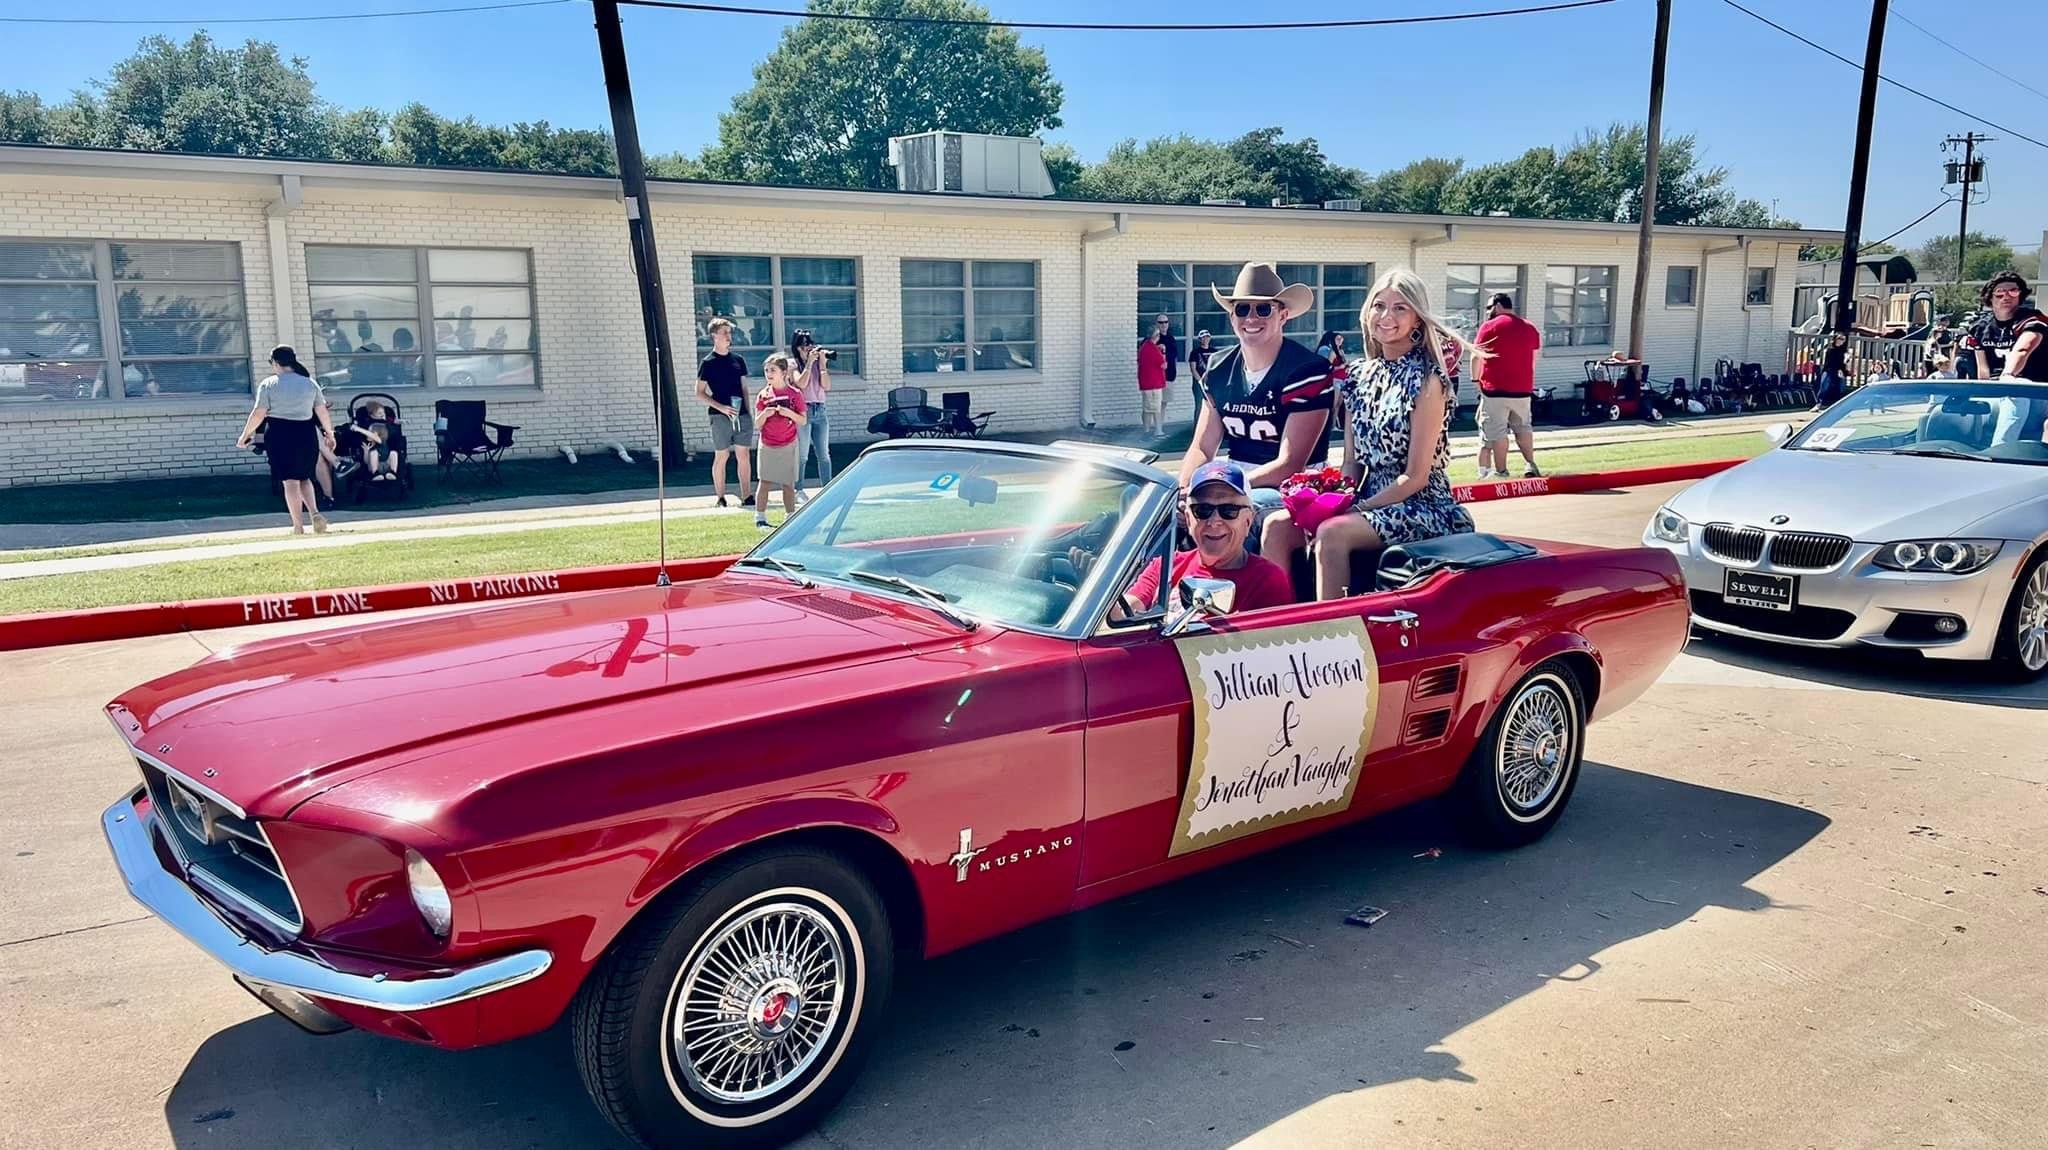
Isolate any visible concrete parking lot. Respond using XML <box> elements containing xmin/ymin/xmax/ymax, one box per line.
<box><xmin>3</xmin><ymin>482</ymin><xmax>2044</xmax><ymax>1150</ymax></box>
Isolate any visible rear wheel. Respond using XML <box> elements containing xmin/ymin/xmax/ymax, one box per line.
<box><xmin>1992</xmin><ymin>548</ymin><xmax>2048</xmax><ymax>680</ymax></box>
<box><xmin>572</xmin><ymin>846</ymin><xmax>894</xmax><ymax>1148</ymax></box>
<box><xmin>1455</xmin><ymin>661</ymin><xmax>1587</xmax><ymax>847</ymax></box>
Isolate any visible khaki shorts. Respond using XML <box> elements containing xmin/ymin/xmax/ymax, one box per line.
<box><xmin>1477</xmin><ymin>395</ymin><xmax>1533</xmax><ymax>444</ymax></box>
<box><xmin>1141</xmin><ymin>389</ymin><xmax>1165</xmax><ymax>418</ymax></box>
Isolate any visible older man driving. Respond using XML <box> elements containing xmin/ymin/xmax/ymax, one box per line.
<box><xmin>1123</xmin><ymin>461</ymin><xmax>1295</xmax><ymax>617</ymax></box>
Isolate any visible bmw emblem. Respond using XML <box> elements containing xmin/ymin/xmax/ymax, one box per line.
<box><xmin>1769</xmin><ymin>515</ymin><xmax>1790</xmax><ymax>525</ymax></box>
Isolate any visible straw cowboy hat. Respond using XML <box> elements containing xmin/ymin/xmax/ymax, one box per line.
<box><xmin>1209</xmin><ymin>261</ymin><xmax>1314</xmax><ymax>315</ymax></box>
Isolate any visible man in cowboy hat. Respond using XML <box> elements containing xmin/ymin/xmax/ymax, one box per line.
<box><xmin>1177</xmin><ymin>262</ymin><xmax>1334</xmax><ymax>514</ymax></box>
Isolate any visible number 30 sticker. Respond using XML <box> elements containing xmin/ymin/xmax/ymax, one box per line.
<box><xmin>1806</xmin><ymin>427</ymin><xmax>1854</xmax><ymax>450</ymax></box>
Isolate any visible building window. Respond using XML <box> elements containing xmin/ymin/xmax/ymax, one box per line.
<box><xmin>1138</xmin><ymin>262</ymin><xmax>1372</xmax><ymax>356</ymax></box>
<box><xmin>0</xmin><ymin>238</ymin><xmax>251</xmax><ymax>402</ymax></box>
<box><xmin>693</xmin><ymin>255</ymin><xmax>861</xmax><ymax>376</ymax></box>
<box><xmin>1665</xmin><ymin>266</ymin><xmax>1698</xmax><ymax>307</ymax></box>
<box><xmin>1745</xmin><ymin>267</ymin><xmax>1774</xmax><ymax>306</ymax></box>
<box><xmin>902</xmin><ymin>259</ymin><xmax>1036</xmax><ymax>373</ymax></box>
<box><xmin>1445</xmin><ymin>264</ymin><xmax>1525</xmax><ymax>338</ymax></box>
<box><xmin>306</xmin><ymin>246</ymin><xmax>538</xmax><ymax>391</ymax></box>
<box><xmin>1545</xmin><ymin>265</ymin><xmax>1615</xmax><ymax>347</ymax></box>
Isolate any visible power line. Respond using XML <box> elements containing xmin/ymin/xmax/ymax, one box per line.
<box><xmin>1890</xmin><ymin>8</ymin><xmax>2048</xmax><ymax>108</ymax></box>
<box><xmin>0</xmin><ymin>0</ymin><xmax>570</xmax><ymax>25</ymax></box>
<box><xmin>1868</xmin><ymin>196</ymin><xmax>1957</xmax><ymax>248</ymax></box>
<box><xmin>615</xmin><ymin>0</ymin><xmax>1618</xmax><ymax>33</ymax></box>
<box><xmin>1717</xmin><ymin>0</ymin><xmax>2048</xmax><ymax>151</ymax></box>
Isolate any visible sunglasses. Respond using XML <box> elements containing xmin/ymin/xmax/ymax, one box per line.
<box><xmin>1232</xmin><ymin>302</ymin><xmax>1276</xmax><ymax>318</ymax></box>
<box><xmin>1188</xmin><ymin>501</ymin><xmax>1249</xmax><ymax>521</ymax></box>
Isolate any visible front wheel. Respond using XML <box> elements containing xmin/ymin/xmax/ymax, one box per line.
<box><xmin>1454</xmin><ymin>661</ymin><xmax>1587</xmax><ymax>847</ymax></box>
<box><xmin>572</xmin><ymin>846</ymin><xmax>894</xmax><ymax>1148</ymax></box>
<box><xmin>1992</xmin><ymin>548</ymin><xmax>2048</xmax><ymax>680</ymax></box>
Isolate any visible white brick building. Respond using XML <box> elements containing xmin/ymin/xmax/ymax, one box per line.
<box><xmin>0</xmin><ymin>145</ymin><xmax>1836</xmax><ymax>488</ymax></box>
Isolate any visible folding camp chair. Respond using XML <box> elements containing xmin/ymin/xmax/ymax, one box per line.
<box><xmin>939</xmin><ymin>391</ymin><xmax>993</xmax><ymax>438</ymax></box>
<box><xmin>434</xmin><ymin>399</ymin><xmax>518</xmax><ymax>482</ymax></box>
<box><xmin>865</xmin><ymin>386</ymin><xmax>948</xmax><ymax>439</ymax></box>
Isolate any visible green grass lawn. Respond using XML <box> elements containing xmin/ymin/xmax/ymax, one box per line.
<box><xmin>0</xmin><ymin>432</ymin><xmax>1767</xmax><ymax>616</ymax></box>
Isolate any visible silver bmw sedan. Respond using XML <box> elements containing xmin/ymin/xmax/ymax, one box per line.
<box><xmin>1643</xmin><ymin>378</ymin><xmax>2048</xmax><ymax>678</ymax></box>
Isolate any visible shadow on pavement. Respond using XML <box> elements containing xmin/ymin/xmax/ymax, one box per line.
<box><xmin>163</xmin><ymin>764</ymin><xmax>1826</xmax><ymax>1150</ymax></box>
<box><xmin>1685</xmin><ymin>630</ymin><xmax>2048</xmax><ymax>710</ymax></box>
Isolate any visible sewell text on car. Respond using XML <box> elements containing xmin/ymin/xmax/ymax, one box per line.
<box><xmin>101</xmin><ymin>439</ymin><xmax>1687</xmax><ymax>1147</ymax></box>
<box><xmin>1643</xmin><ymin>378</ymin><xmax>2048</xmax><ymax>678</ymax></box>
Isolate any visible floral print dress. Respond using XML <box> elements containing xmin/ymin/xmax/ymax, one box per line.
<box><xmin>1343</xmin><ymin>342</ymin><xmax>1474</xmax><ymax>546</ymax></box>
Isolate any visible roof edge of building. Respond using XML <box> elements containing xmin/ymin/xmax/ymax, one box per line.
<box><xmin>0</xmin><ymin>142</ymin><xmax>1844</xmax><ymax>243</ymax></box>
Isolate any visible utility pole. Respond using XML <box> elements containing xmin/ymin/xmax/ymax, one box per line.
<box><xmin>593</xmin><ymin>0</ymin><xmax>688</xmax><ymax>475</ymax></box>
<box><xmin>1833</xmin><ymin>0</ymin><xmax>1887</xmax><ymax>335</ymax></box>
<box><xmin>1942</xmin><ymin>132</ymin><xmax>1991</xmax><ymax>283</ymax></box>
<box><xmin>1625</xmin><ymin>0</ymin><xmax>1671</xmax><ymax>379</ymax></box>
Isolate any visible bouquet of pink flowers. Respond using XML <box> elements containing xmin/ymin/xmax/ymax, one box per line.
<box><xmin>1279</xmin><ymin>465</ymin><xmax>1358</xmax><ymax>536</ymax></box>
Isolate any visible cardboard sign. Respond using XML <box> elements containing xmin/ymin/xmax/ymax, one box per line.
<box><xmin>1169</xmin><ymin>618</ymin><xmax>1378</xmax><ymax>858</ymax></box>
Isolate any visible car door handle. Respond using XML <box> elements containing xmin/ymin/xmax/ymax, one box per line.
<box><xmin>1368</xmin><ymin>609</ymin><xmax>1420</xmax><ymax>629</ymax></box>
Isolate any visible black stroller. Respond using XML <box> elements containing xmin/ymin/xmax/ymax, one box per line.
<box><xmin>337</xmin><ymin>392</ymin><xmax>416</xmax><ymax>502</ymax></box>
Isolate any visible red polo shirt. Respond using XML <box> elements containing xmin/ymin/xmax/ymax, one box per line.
<box><xmin>1475</xmin><ymin>312</ymin><xmax>1540</xmax><ymax>397</ymax></box>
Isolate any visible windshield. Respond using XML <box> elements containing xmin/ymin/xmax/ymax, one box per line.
<box><xmin>748</xmin><ymin>447</ymin><xmax>1159</xmax><ymax>631</ymax></box>
<box><xmin>1788</xmin><ymin>381</ymin><xmax>2048</xmax><ymax>464</ymax></box>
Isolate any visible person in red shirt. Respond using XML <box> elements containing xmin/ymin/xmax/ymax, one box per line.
<box><xmin>1122</xmin><ymin>460</ymin><xmax>1294</xmax><ymax>617</ymax></box>
<box><xmin>1137</xmin><ymin>328</ymin><xmax>1169</xmax><ymax>434</ymax></box>
<box><xmin>1474</xmin><ymin>292</ymin><xmax>1542</xmax><ymax>478</ymax></box>
<box><xmin>751</xmin><ymin>352</ymin><xmax>809</xmax><ymax>530</ymax></box>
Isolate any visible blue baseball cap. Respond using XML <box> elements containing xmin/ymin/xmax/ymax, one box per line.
<box><xmin>1188</xmin><ymin>460</ymin><xmax>1250</xmax><ymax>496</ymax></box>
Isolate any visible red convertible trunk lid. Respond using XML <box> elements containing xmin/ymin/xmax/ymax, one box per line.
<box><xmin>107</xmin><ymin>576</ymin><xmax>957</xmax><ymax>816</ymax></box>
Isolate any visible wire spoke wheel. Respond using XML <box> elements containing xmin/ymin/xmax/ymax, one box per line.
<box><xmin>670</xmin><ymin>901</ymin><xmax>846</xmax><ymax>1106</ymax></box>
<box><xmin>2016</xmin><ymin>561</ymin><xmax>2048</xmax><ymax>674</ymax></box>
<box><xmin>1495</xmin><ymin>676</ymin><xmax>1575</xmax><ymax>819</ymax></box>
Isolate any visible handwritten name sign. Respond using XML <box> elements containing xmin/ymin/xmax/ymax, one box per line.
<box><xmin>1168</xmin><ymin>618</ymin><xmax>1378</xmax><ymax>858</ymax></box>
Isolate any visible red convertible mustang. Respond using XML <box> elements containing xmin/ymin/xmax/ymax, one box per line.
<box><xmin>101</xmin><ymin>440</ymin><xmax>1685</xmax><ymax>1147</ymax></box>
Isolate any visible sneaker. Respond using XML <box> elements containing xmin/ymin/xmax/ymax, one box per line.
<box><xmin>796</xmin><ymin>490</ymin><xmax>811</xmax><ymax>507</ymax></box>
<box><xmin>1476</xmin><ymin>467</ymin><xmax>1497</xmax><ymax>480</ymax></box>
<box><xmin>311</xmin><ymin>513</ymin><xmax>330</xmax><ymax>534</ymax></box>
<box><xmin>756</xmin><ymin>516</ymin><xmax>771</xmax><ymax>531</ymax></box>
<box><xmin>1523</xmin><ymin>465</ymin><xmax>1542</xmax><ymax>478</ymax></box>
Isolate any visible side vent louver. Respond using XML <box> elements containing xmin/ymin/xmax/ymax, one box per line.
<box><xmin>786</xmin><ymin>593</ymin><xmax>886</xmax><ymax>621</ymax></box>
<box><xmin>1412</xmin><ymin>665</ymin><xmax>1462</xmax><ymax>700</ymax></box>
<box><xmin>1404</xmin><ymin>709</ymin><xmax>1453</xmax><ymax>743</ymax></box>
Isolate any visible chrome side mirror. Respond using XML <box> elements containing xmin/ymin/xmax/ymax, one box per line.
<box><xmin>1161</xmin><ymin>576</ymin><xmax>1236</xmax><ymax>637</ymax></box>
<box><xmin>1763</xmin><ymin>422</ymin><xmax>1794</xmax><ymax>446</ymax></box>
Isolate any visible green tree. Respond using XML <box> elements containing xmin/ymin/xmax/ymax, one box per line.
<box><xmin>699</xmin><ymin>0</ymin><xmax>1062</xmax><ymax>189</ymax></box>
<box><xmin>1224</xmin><ymin>128</ymin><xmax>1360</xmax><ymax>205</ymax></box>
<box><xmin>1909</xmin><ymin>231</ymin><xmax>2037</xmax><ymax>283</ymax></box>
<box><xmin>1436</xmin><ymin>123</ymin><xmax>1797</xmax><ymax>229</ymax></box>
<box><xmin>1061</xmin><ymin>135</ymin><xmax>1250</xmax><ymax>203</ymax></box>
<box><xmin>1357</xmin><ymin>157</ymin><xmax>1464</xmax><ymax>214</ymax></box>
<box><xmin>66</xmin><ymin>34</ymin><xmax>332</xmax><ymax>158</ymax></box>
<box><xmin>0</xmin><ymin>91</ymin><xmax>55</xmax><ymax>144</ymax></box>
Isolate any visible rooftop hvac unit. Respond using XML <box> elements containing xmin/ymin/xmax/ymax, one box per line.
<box><xmin>886</xmin><ymin>131</ymin><xmax>1056</xmax><ymax>198</ymax></box>
<box><xmin>1324</xmin><ymin>198</ymin><xmax>1363</xmax><ymax>211</ymax></box>
<box><xmin>1200</xmin><ymin>198</ymin><xmax>1247</xmax><ymax>207</ymax></box>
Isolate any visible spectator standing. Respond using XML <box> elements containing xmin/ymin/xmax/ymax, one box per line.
<box><xmin>791</xmin><ymin>329</ymin><xmax>833</xmax><ymax>499</ymax></box>
<box><xmin>1153</xmin><ymin>313</ymin><xmax>1182</xmax><ymax>388</ymax></box>
<box><xmin>752</xmin><ymin>353</ymin><xmax>808</xmax><ymax>530</ymax></box>
<box><xmin>1188</xmin><ymin>329</ymin><xmax>1215</xmax><ymax>411</ymax></box>
<box><xmin>1473</xmin><ymin>293</ymin><xmax>1541</xmax><ymax>478</ymax></box>
<box><xmin>1177</xmin><ymin>263</ymin><xmax>1333</xmax><ymax>514</ymax></box>
<box><xmin>1815</xmin><ymin>332</ymin><xmax>1851</xmax><ymax>409</ymax></box>
<box><xmin>1137</xmin><ymin>328</ymin><xmax>1169</xmax><ymax>434</ymax></box>
<box><xmin>234</xmin><ymin>346</ymin><xmax>335</xmax><ymax>536</ymax></box>
<box><xmin>696</xmin><ymin>318</ymin><xmax>753</xmax><ymax>509</ymax></box>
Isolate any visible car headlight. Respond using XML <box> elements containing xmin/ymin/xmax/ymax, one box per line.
<box><xmin>1872</xmin><ymin>539</ymin><xmax>2002</xmax><ymax>574</ymax></box>
<box><xmin>404</xmin><ymin>848</ymin><xmax>453</xmax><ymax>938</ymax></box>
<box><xmin>1649</xmin><ymin>507</ymin><xmax>1690</xmax><ymax>544</ymax></box>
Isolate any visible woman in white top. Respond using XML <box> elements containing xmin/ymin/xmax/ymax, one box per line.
<box><xmin>236</xmin><ymin>345</ymin><xmax>337</xmax><ymax>534</ymax></box>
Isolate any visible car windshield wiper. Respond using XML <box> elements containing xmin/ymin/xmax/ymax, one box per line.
<box><xmin>1889</xmin><ymin>446</ymin><xmax>1994</xmax><ymax>462</ymax></box>
<box><xmin>843</xmin><ymin>570</ymin><xmax>978</xmax><ymax>630</ymax></box>
<box><xmin>732</xmin><ymin>555</ymin><xmax>813</xmax><ymax>586</ymax></box>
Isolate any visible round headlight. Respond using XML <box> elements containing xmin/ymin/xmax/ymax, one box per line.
<box><xmin>1650</xmin><ymin>508</ymin><xmax>1689</xmax><ymax>544</ymax></box>
<box><xmin>405</xmin><ymin>848</ymin><xmax>452</xmax><ymax>939</ymax></box>
<box><xmin>1892</xmin><ymin>541</ymin><xmax>1924</xmax><ymax>569</ymax></box>
<box><xmin>1929</xmin><ymin>541</ymin><xmax>1967</xmax><ymax>571</ymax></box>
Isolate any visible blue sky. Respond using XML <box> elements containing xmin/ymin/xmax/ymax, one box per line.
<box><xmin>10</xmin><ymin>0</ymin><xmax>2046</xmax><ymax>253</ymax></box>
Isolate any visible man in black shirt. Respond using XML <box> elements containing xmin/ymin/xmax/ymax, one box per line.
<box><xmin>1177</xmin><ymin>263</ymin><xmax>1332</xmax><ymax>511</ymax></box>
<box><xmin>1964</xmin><ymin>271</ymin><xmax>2048</xmax><ymax>382</ymax></box>
<box><xmin>695</xmin><ymin>317</ymin><xmax>753</xmax><ymax>508</ymax></box>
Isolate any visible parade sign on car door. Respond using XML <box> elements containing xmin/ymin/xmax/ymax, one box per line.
<box><xmin>1169</xmin><ymin>618</ymin><xmax>1378</xmax><ymax>857</ymax></box>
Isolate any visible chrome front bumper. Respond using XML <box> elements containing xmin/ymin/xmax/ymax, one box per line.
<box><xmin>1645</xmin><ymin>532</ymin><xmax>2028</xmax><ymax>662</ymax></box>
<box><xmin>102</xmin><ymin>789</ymin><xmax>551</xmax><ymax>1014</ymax></box>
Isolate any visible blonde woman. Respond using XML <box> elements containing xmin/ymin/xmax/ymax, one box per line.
<box><xmin>1262</xmin><ymin>268</ymin><xmax>1475</xmax><ymax>599</ymax></box>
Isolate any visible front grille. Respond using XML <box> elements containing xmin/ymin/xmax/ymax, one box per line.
<box><xmin>1766</xmin><ymin>532</ymin><xmax>1853</xmax><ymax>571</ymax></box>
<box><xmin>1702</xmin><ymin>523</ymin><xmax>1766</xmax><ymax>564</ymax></box>
<box><xmin>1689</xmin><ymin>591</ymin><xmax>1856</xmax><ymax>641</ymax></box>
<box><xmin>136</xmin><ymin>759</ymin><xmax>301</xmax><ymax>935</ymax></box>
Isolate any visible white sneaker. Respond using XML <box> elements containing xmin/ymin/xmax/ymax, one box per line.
<box><xmin>1476</xmin><ymin>467</ymin><xmax>1497</xmax><ymax>480</ymax></box>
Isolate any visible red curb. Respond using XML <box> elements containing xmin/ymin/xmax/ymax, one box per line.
<box><xmin>0</xmin><ymin>458</ymin><xmax>1747</xmax><ymax>652</ymax></box>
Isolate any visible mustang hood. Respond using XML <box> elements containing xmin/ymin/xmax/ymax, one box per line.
<box><xmin>1669</xmin><ymin>450</ymin><xmax>2048</xmax><ymax>540</ymax></box>
<box><xmin>108</xmin><ymin>577</ymin><xmax>959</xmax><ymax>817</ymax></box>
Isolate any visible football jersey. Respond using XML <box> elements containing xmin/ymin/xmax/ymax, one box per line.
<box><xmin>1201</xmin><ymin>339</ymin><xmax>1334</xmax><ymax>467</ymax></box>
